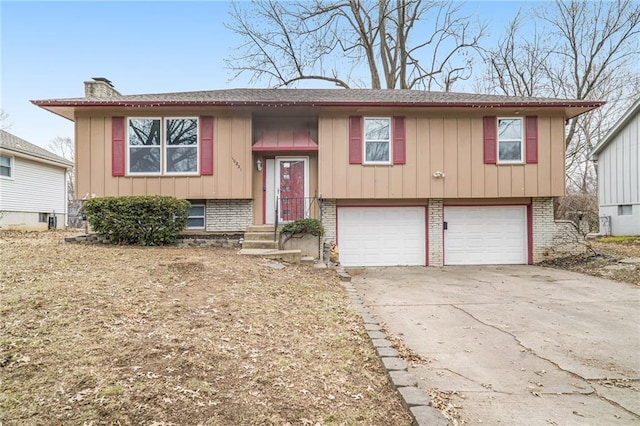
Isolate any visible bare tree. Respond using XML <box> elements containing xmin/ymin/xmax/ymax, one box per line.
<box><xmin>480</xmin><ymin>0</ymin><xmax>640</xmax><ymax>193</ymax></box>
<box><xmin>0</xmin><ymin>110</ymin><xmax>11</xmax><ymax>130</ymax></box>
<box><xmin>48</xmin><ymin>136</ymin><xmax>75</xmax><ymax>200</ymax></box>
<box><xmin>226</xmin><ymin>0</ymin><xmax>486</xmax><ymax>90</ymax></box>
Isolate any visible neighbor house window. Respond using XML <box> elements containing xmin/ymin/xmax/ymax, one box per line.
<box><xmin>0</xmin><ymin>155</ymin><xmax>12</xmax><ymax>178</ymax></box>
<box><xmin>127</xmin><ymin>117</ymin><xmax>198</xmax><ymax>175</ymax></box>
<box><xmin>618</xmin><ymin>205</ymin><xmax>632</xmax><ymax>215</ymax></box>
<box><xmin>364</xmin><ymin>117</ymin><xmax>391</xmax><ymax>163</ymax></box>
<box><xmin>498</xmin><ymin>118</ymin><xmax>523</xmax><ymax>163</ymax></box>
<box><xmin>39</xmin><ymin>213</ymin><xmax>49</xmax><ymax>223</ymax></box>
<box><xmin>187</xmin><ymin>204</ymin><xmax>205</xmax><ymax>229</ymax></box>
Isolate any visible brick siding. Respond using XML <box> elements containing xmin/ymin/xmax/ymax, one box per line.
<box><xmin>205</xmin><ymin>199</ymin><xmax>253</xmax><ymax>232</ymax></box>
<box><xmin>428</xmin><ymin>199</ymin><xmax>443</xmax><ymax>266</ymax></box>
<box><xmin>319</xmin><ymin>199</ymin><xmax>337</xmax><ymax>261</ymax></box>
<box><xmin>532</xmin><ymin>197</ymin><xmax>586</xmax><ymax>262</ymax></box>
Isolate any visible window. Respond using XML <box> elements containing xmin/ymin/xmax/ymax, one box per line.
<box><xmin>498</xmin><ymin>118</ymin><xmax>523</xmax><ymax>163</ymax></box>
<box><xmin>618</xmin><ymin>205</ymin><xmax>632</xmax><ymax>216</ymax></box>
<box><xmin>0</xmin><ymin>155</ymin><xmax>12</xmax><ymax>178</ymax></box>
<box><xmin>364</xmin><ymin>117</ymin><xmax>391</xmax><ymax>163</ymax></box>
<box><xmin>187</xmin><ymin>204</ymin><xmax>205</xmax><ymax>229</ymax></box>
<box><xmin>127</xmin><ymin>117</ymin><xmax>198</xmax><ymax>175</ymax></box>
<box><xmin>39</xmin><ymin>213</ymin><xmax>49</xmax><ymax>223</ymax></box>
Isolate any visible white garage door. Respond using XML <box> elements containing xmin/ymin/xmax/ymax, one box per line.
<box><xmin>444</xmin><ymin>206</ymin><xmax>528</xmax><ymax>265</ymax></box>
<box><xmin>338</xmin><ymin>207</ymin><xmax>426</xmax><ymax>266</ymax></box>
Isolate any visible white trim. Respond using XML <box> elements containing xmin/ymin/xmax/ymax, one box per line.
<box><xmin>126</xmin><ymin>117</ymin><xmax>200</xmax><ymax>176</ymax></box>
<box><xmin>127</xmin><ymin>117</ymin><xmax>162</xmax><ymax>176</ymax></box>
<box><xmin>164</xmin><ymin>117</ymin><xmax>200</xmax><ymax>176</ymax></box>
<box><xmin>0</xmin><ymin>154</ymin><xmax>14</xmax><ymax>180</ymax></box>
<box><xmin>497</xmin><ymin>117</ymin><xmax>524</xmax><ymax>164</ymax></box>
<box><xmin>186</xmin><ymin>203</ymin><xmax>206</xmax><ymax>229</ymax></box>
<box><xmin>363</xmin><ymin>117</ymin><xmax>392</xmax><ymax>165</ymax></box>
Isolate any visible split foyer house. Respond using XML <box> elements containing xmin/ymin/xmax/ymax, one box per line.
<box><xmin>591</xmin><ymin>98</ymin><xmax>640</xmax><ymax>236</ymax></box>
<box><xmin>32</xmin><ymin>78</ymin><xmax>602</xmax><ymax>266</ymax></box>
<box><xmin>0</xmin><ymin>129</ymin><xmax>73</xmax><ymax>229</ymax></box>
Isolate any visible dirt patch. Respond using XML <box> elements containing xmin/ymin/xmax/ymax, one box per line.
<box><xmin>0</xmin><ymin>231</ymin><xmax>412</xmax><ymax>425</ymax></box>
<box><xmin>540</xmin><ymin>238</ymin><xmax>640</xmax><ymax>286</ymax></box>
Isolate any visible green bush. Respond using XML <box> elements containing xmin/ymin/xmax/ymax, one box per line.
<box><xmin>281</xmin><ymin>218</ymin><xmax>324</xmax><ymax>237</ymax></box>
<box><xmin>83</xmin><ymin>196</ymin><xmax>190</xmax><ymax>246</ymax></box>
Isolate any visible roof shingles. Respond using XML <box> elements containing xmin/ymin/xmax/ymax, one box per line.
<box><xmin>0</xmin><ymin>130</ymin><xmax>73</xmax><ymax>167</ymax></box>
<box><xmin>32</xmin><ymin>88</ymin><xmax>603</xmax><ymax>108</ymax></box>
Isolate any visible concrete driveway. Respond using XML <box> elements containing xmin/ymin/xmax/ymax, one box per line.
<box><xmin>351</xmin><ymin>265</ymin><xmax>640</xmax><ymax>425</ymax></box>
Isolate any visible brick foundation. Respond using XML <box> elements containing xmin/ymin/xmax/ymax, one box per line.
<box><xmin>205</xmin><ymin>199</ymin><xmax>253</xmax><ymax>232</ymax></box>
<box><xmin>532</xmin><ymin>197</ymin><xmax>586</xmax><ymax>262</ymax></box>
<box><xmin>427</xmin><ymin>199</ymin><xmax>444</xmax><ymax>266</ymax></box>
<box><xmin>319</xmin><ymin>198</ymin><xmax>336</xmax><ymax>261</ymax></box>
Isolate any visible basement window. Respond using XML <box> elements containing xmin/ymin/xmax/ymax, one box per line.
<box><xmin>618</xmin><ymin>205</ymin><xmax>632</xmax><ymax>216</ymax></box>
<box><xmin>39</xmin><ymin>213</ymin><xmax>49</xmax><ymax>223</ymax></box>
<box><xmin>187</xmin><ymin>204</ymin><xmax>205</xmax><ymax>229</ymax></box>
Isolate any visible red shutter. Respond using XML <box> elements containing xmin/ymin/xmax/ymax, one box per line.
<box><xmin>112</xmin><ymin>117</ymin><xmax>125</xmax><ymax>176</ymax></box>
<box><xmin>349</xmin><ymin>116</ymin><xmax>363</xmax><ymax>164</ymax></box>
<box><xmin>483</xmin><ymin>116</ymin><xmax>497</xmax><ymax>164</ymax></box>
<box><xmin>200</xmin><ymin>116</ymin><xmax>214</xmax><ymax>175</ymax></box>
<box><xmin>393</xmin><ymin>116</ymin><xmax>406</xmax><ymax>165</ymax></box>
<box><xmin>525</xmin><ymin>116</ymin><xmax>538</xmax><ymax>163</ymax></box>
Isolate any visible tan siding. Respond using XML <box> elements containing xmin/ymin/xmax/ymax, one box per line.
<box><xmin>443</xmin><ymin>117</ymin><xmax>458</xmax><ymax>196</ymax></box>
<box><xmin>537</xmin><ymin>117</ymin><xmax>552</xmax><ymax>195</ymax></box>
<box><xmin>318</xmin><ymin>113</ymin><xmax>567</xmax><ymax>199</ymax></box>
<box><xmin>416</xmin><ymin>117</ymin><xmax>430</xmax><ymax>197</ymax></box>
<box><xmin>512</xmin><ymin>165</ymin><xmax>525</xmax><ymax>197</ymax></box>
<box><xmin>470</xmin><ymin>118</ymin><xmax>485</xmax><ymax>197</ymax></box>
<box><xmin>550</xmin><ymin>117</ymin><xmax>566</xmax><ymax>195</ymax></box>
<box><xmin>74</xmin><ymin>112</ymin><xmax>252</xmax><ymax>200</ymax></box>
<box><xmin>457</xmin><ymin>118</ymin><xmax>472</xmax><ymax>197</ymax></box>
<box><xmin>429</xmin><ymin>117</ymin><xmax>445</xmax><ymax>198</ymax></box>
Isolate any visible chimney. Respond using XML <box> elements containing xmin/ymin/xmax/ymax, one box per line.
<box><xmin>84</xmin><ymin>77</ymin><xmax>121</xmax><ymax>97</ymax></box>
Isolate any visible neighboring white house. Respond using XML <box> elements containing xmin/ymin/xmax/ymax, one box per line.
<box><xmin>0</xmin><ymin>130</ymin><xmax>73</xmax><ymax>230</ymax></box>
<box><xmin>591</xmin><ymin>99</ymin><xmax>640</xmax><ymax>236</ymax></box>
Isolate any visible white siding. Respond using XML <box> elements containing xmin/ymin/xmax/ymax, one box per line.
<box><xmin>597</xmin><ymin>108</ymin><xmax>640</xmax><ymax>236</ymax></box>
<box><xmin>0</xmin><ymin>156</ymin><xmax>67</xmax><ymax>215</ymax></box>
<box><xmin>598</xmin><ymin>110</ymin><xmax>640</xmax><ymax>206</ymax></box>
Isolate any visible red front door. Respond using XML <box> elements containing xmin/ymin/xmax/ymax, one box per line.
<box><xmin>279</xmin><ymin>160</ymin><xmax>305</xmax><ymax>222</ymax></box>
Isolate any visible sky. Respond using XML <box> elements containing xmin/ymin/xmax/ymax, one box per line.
<box><xmin>1</xmin><ymin>0</ymin><xmax>538</xmax><ymax>150</ymax></box>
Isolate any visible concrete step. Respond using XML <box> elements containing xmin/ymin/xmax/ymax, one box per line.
<box><xmin>242</xmin><ymin>240</ymin><xmax>279</xmax><ymax>250</ymax></box>
<box><xmin>245</xmin><ymin>225</ymin><xmax>281</xmax><ymax>233</ymax></box>
<box><xmin>239</xmin><ymin>248</ymin><xmax>301</xmax><ymax>263</ymax></box>
<box><xmin>244</xmin><ymin>231</ymin><xmax>278</xmax><ymax>241</ymax></box>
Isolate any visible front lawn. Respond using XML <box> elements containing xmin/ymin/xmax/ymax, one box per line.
<box><xmin>0</xmin><ymin>231</ymin><xmax>411</xmax><ymax>425</ymax></box>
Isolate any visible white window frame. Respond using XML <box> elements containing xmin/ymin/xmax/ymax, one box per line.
<box><xmin>618</xmin><ymin>205</ymin><xmax>632</xmax><ymax>216</ymax></box>
<box><xmin>363</xmin><ymin>117</ymin><xmax>392</xmax><ymax>165</ymax></box>
<box><xmin>0</xmin><ymin>154</ymin><xmax>13</xmax><ymax>179</ymax></box>
<box><xmin>126</xmin><ymin>117</ymin><xmax>199</xmax><ymax>176</ymax></box>
<box><xmin>164</xmin><ymin>117</ymin><xmax>199</xmax><ymax>175</ymax></box>
<box><xmin>497</xmin><ymin>117</ymin><xmax>524</xmax><ymax>164</ymax></box>
<box><xmin>186</xmin><ymin>204</ymin><xmax>206</xmax><ymax>229</ymax></box>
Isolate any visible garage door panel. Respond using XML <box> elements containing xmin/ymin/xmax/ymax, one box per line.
<box><xmin>444</xmin><ymin>206</ymin><xmax>527</xmax><ymax>265</ymax></box>
<box><xmin>338</xmin><ymin>207</ymin><xmax>426</xmax><ymax>266</ymax></box>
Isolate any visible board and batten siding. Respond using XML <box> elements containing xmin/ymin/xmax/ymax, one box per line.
<box><xmin>75</xmin><ymin>113</ymin><xmax>252</xmax><ymax>200</ymax></box>
<box><xmin>0</xmin><ymin>156</ymin><xmax>67</xmax><ymax>214</ymax></box>
<box><xmin>318</xmin><ymin>113</ymin><xmax>566</xmax><ymax>199</ymax></box>
<box><xmin>597</xmin><ymin>110</ymin><xmax>640</xmax><ymax>206</ymax></box>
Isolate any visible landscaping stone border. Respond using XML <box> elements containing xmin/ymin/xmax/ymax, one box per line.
<box><xmin>342</xmin><ymin>279</ymin><xmax>448</xmax><ymax>426</ymax></box>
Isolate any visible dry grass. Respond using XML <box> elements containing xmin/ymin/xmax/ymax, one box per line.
<box><xmin>542</xmin><ymin>237</ymin><xmax>640</xmax><ymax>286</ymax></box>
<box><xmin>0</xmin><ymin>231</ymin><xmax>412</xmax><ymax>425</ymax></box>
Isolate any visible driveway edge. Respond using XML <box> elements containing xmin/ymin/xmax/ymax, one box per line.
<box><xmin>343</xmin><ymin>280</ymin><xmax>448</xmax><ymax>426</ymax></box>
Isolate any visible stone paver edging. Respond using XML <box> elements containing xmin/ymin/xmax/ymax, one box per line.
<box><xmin>342</xmin><ymin>280</ymin><xmax>448</xmax><ymax>426</ymax></box>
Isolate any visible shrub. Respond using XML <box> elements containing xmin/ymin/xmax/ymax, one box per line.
<box><xmin>281</xmin><ymin>218</ymin><xmax>324</xmax><ymax>237</ymax></box>
<box><xmin>83</xmin><ymin>196</ymin><xmax>190</xmax><ymax>246</ymax></box>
